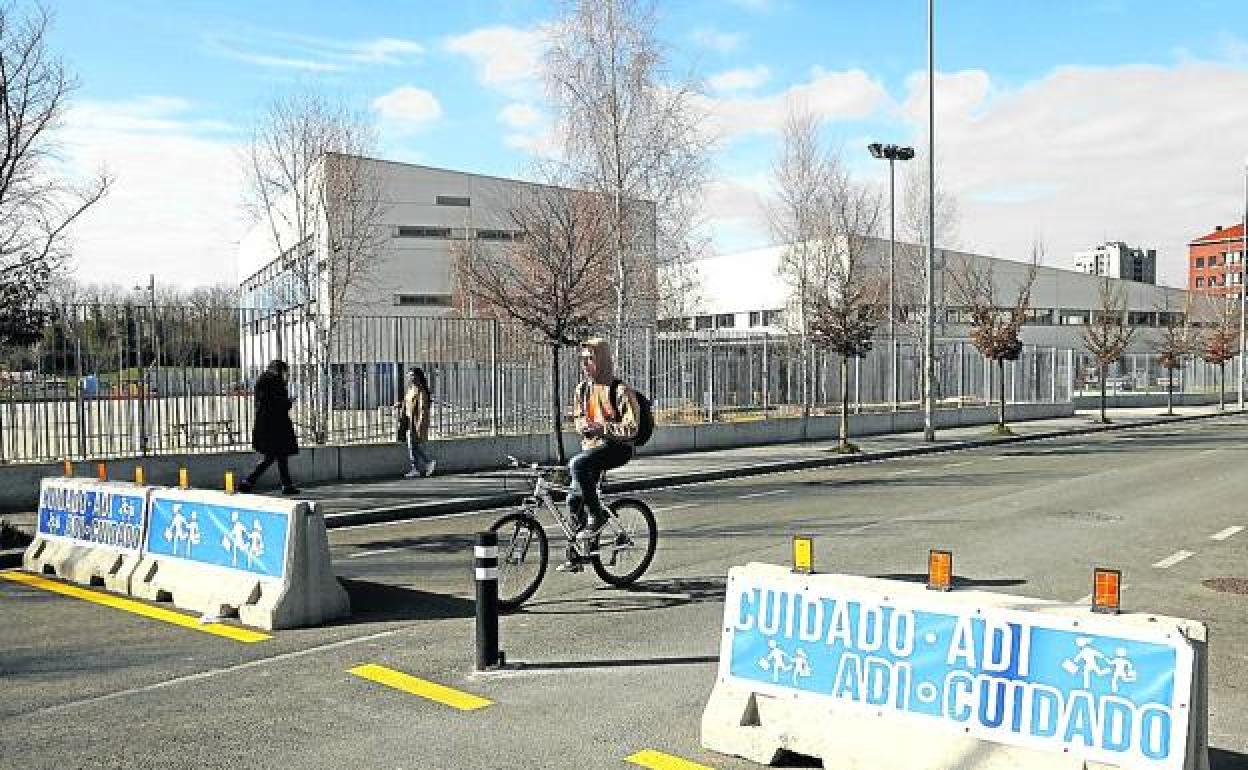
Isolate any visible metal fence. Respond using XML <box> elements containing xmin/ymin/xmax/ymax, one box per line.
<box><xmin>0</xmin><ymin>305</ymin><xmax>1144</xmax><ymax>465</ymax></box>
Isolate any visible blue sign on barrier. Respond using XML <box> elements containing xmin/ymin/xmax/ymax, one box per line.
<box><xmin>722</xmin><ymin>573</ymin><xmax>1192</xmax><ymax>770</ymax></box>
<box><xmin>38</xmin><ymin>482</ymin><xmax>145</xmax><ymax>552</ymax></box>
<box><xmin>144</xmin><ymin>497</ymin><xmax>289</xmax><ymax>579</ymax></box>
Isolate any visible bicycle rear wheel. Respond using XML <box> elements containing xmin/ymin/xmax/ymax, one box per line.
<box><xmin>490</xmin><ymin>512</ymin><xmax>548</xmax><ymax>610</ymax></box>
<box><xmin>590</xmin><ymin>498</ymin><xmax>657</xmax><ymax>587</ymax></box>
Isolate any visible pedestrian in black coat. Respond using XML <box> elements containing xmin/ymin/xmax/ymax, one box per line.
<box><xmin>238</xmin><ymin>359</ymin><xmax>300</xmax><ymax>494</ymax></box>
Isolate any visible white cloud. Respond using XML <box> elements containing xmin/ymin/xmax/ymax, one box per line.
<box><xmin>691</xmin><ymin>27</ymin><xmax>741</xmax><ymax>53</ymax></box>
<box><xmin>60</xmin><ymin>99</ymin><xmax>245</xmax><ymax>289</ymax></box>
<box><xmin>699</xmin><ymin>67</ymin><xmax>888</xmax><ymax>141</ymax></box>
<box><xmin>708</xmin><ymin>65</ymin><xmax>771</xmax><ymax>93</ymax></box>
<box><xmin>205</xmin><ymin>32</ymin><xmax>423</xmax><ymax>72</ymax></box>
<box><xmin>895</xmin><ymin>63</ymin><xmax>1248</xmax><ymax>287</ymax></box>
<box><xmin>372</xmin><ymin>87</ymin><xmax>443</xmax><ymax>129</ymax></box>
<box><xmin>499</xmin><ymin>102</ymin><xmax>542</xmax><ymax>129</ymax></box>
<box><xmin>444</xmin><ymin>26</ymin><xmax>545</xmax><ymax>93</ymax></box>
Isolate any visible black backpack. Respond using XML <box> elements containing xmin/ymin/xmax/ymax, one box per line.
<box><xmin>582</xmin><ymin>379</ymin><xmax>655</xmax><ymax>447</ymax></box>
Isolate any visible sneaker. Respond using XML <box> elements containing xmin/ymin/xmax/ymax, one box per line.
<box><xmin>423</xmin><ymin>460</ymin><xmax>437</xmax><ymax>478</ymax></box>
<box><xmin>281</xmin><ymin>486</ymin><xmax>302</xmax><ymax>495</ymax></box>
<box><xmin>574</xmin><ymin>515</ymin><xmax>607</xmax><ymax>544</ymax></box>
<box><xmin>555</xmin><ymin>559</ymin><xmax>584</xmax><ymax>573</ymax></box>
<box><xmin>403</xmin><ymin>468</ymin><xmax>421</xmax><ymax>479</ymax></box>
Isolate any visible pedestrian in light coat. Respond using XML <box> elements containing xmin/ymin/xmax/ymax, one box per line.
<box><xmin>399</xmin><ymin>367</ymin><xmax>436</xmax><ymax>478</ymax></box>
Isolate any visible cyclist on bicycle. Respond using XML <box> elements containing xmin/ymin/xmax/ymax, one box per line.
<box><xmin>560</xmin><ymin>336</ymin><xmax>641</xmax><ymax>570</ymax></box>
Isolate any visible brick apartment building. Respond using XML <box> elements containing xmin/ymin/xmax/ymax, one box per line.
<box><xmin>1188</xmin><ymin>223</ymin><xmax>1245</xmax><ymax>298</ymax></box>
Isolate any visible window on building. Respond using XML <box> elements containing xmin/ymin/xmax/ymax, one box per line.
<box><xmin>1127</xmin><ymin>311</ymin><xmax>1155</xmax><ymax>326</ymax></box>
<box><xmin>695</xmin><ymin>315</ymin><xmax>713</xmax><ymax>330</ymax></box>
<box><xmin>1196</xmin><ymin>277</ymin><xmax>1205</xmax><ymax>288</ymax></box>
<box><xmin>1211</xmin><ymin>255</ymin><xmax>1221</xmax><ymax>267</ymax></box>
<box><xmin>397</xmin><ymin>226</ymin><xmax>452</xmax><ymax>238</ymax></box>
<box><xmin>1232</xmin><ymin>272</ymin><xmax>1243</xmax><ymax>286</ymax></box>
<box><xmin>475</xmin><ymin>229</ymin><xmax>523</xmax><ymax>241</ymax></box>
<box><xmin>1195</xmin><ymin>257</ymin><xmax>1205</xmax><ymax>268</ymax></box>
<box><xmin>435</xmin><ymin>195</ymin><xmax>471</xmax><ymax>207</ymax></box>
<box><xmin>763</xmin><ymin>309</ymin><xmax>784</xmax><ymax>327</ymax></box>
<box><xmin>1059</xmin><ymin>310</ymin><xmax>1090</xmax><ymax>326</ymax></box>
<box><xmin>1024</xmin><ymin>308</ymin><xmax>1054</xmax><ymax>325</ymax></box>
<box><xmin>714</xmin><ymin>313</ymin><xmax>735</xmax><ymax>329</ymax></box>
<box><xmin>748</xmin><ymin>311</ymin><xmax>762</xmax><ymax>327</ymax></box>
<box><xmin>394</xmin><ymin>294</ymin><xmax>453</xmax><ymax>307</ymax></box>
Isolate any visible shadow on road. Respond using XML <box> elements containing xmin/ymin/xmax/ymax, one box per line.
<box><xmin>346</xmin><ymin>534</ymin><xmax>477</xmax><ymax>555</ymax></box>
<box><xmin>871</xmin><ymin>572</ymin><xmax>1028</xmax><ymax>589</ymax></box>
<box><xmin>502</xmin><ymin>654</ymin><xmax>718</xmax><ymax>672</ymax></box>
<box><xmin>335</xmin><ymin>578</ymin><xmax>475</xmax><ymax>623</ymax></box>
<box><xmin>1213</xmin><ymin>748</ymin><xmax>1248</xmax><ymax>769</ymax></box>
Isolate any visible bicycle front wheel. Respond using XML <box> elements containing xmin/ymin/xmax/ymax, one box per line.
<box><xmin>490</xmin><ymin>512</ymin><xmax>548</xmax><ymax>610</ymax></box>
<box><xmin>590</xmin><ymin>498</ymin><xmax>657</xmax><ymax>587</ymax></box>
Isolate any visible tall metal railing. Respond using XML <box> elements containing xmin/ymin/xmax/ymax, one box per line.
<box><xmin>0</xmin><ymin>305</ymin><xmax>1180</xmax><ymax>465</ymax></box>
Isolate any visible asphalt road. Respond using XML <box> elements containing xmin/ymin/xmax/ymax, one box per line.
<box><xmin>2</xmin><ymin>416</ymin><xmax>1247</xmax><ymax>769</ymax></box>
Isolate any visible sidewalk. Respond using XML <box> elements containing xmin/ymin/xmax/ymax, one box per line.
<box><xmin>302</xmin><ymin>404</ymin><xmax>1236</xmax><ymax>527</ymax></box>
<box><xmin>1</xmin><ymin>405</ymin><xmax>1236</xmax><ymax>544</ymax></box>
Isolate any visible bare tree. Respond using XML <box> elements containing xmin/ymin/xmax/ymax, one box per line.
<box><xmin>243</xmin><ymin>88</ymin><xmax>388</xmax><ymax>442</ymax></box>
<box><xmin>1197</xmin><ymin>296</ymin><xmax>1239</xmax><ymax>412</ymax></box>
<box><xmin>0</xmin><ymin>4</ymin><xmax>111</xmax><ymax>346</ymax></box>
<box><xmin>545</xmin><ymin>0</ymin><xmax>711</xmax><ymax>351</ymax></box>
<box><xmin>1082</xmin><ymin>279</ymin><xmax>1136</xmax><ymax>424</ymax></box>
<box><xmin>949</xmin><ymin>246</ymin><xmax>1040</xmax><ymax>434</ymax></box>
<box><xmin>454</xmin><ymin>182</ymin><xmax>614</xmax><ymax>462</ymax></box>
<box><xmin>1151</xmin><ymin>293</ymin><xmax>1196</xmax><ymax>416</ymax></box>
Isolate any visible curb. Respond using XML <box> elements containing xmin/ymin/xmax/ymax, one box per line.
<box><xmin>322</xmin><ymin>409</ymin><xmax>1239</xmax><ymax>529</ymax></box>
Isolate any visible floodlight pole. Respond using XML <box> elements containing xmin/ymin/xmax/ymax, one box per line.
<box><xmin>923</xmin><ymin>0</ymin><xmax>937</xmax><ymax>441</ymax></box>
<box><xmin>1240</xmin><ymin>157</ymin><xmax>1247</xmax><ymax>410</ymax></box>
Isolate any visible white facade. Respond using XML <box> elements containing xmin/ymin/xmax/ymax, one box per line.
<box><xmin>1072</xmin><ymin>241</ymin><xmax>1157</xmax><ymax>284</ymax></box>
<box><xmin>666</xmin><ymin>238</ymin><xmax>1189</xmax><ymax>353</ymax></box>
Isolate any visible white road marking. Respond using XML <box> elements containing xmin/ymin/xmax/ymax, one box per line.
<box><xmin>347</xmin><ymin>548</ymin><xmax>400</xmax><ymax>559</ymax></box>
<box><xmin>1152</xmin><ymin>550</ymin><xmax>1195</xmax><ymax>569</ymax></box>
<box><xmin>737</xmin><ymin>490</ymin><xmax>788</xmax><ymax>499</ymax></box>
<box><xmin>942</xmin><ymin>461</ymin><xmax>972</xmax><ymax>469</ymax></box>
<box><xmin>1211</xmin><ymin>526</ymin><xmax>1245</xmax><ymax>541</ymax></box>
<box><xmin>890</xmin><ymin>468</ymin><xmax>922</xmax><ymax>475</ymax></box>
<box><xmin>653</xmin><ymin>502</ymin><xmax>698</xmax><ymax>513</ymax></box>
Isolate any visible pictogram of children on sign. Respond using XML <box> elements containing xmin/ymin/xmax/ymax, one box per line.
<box><xmin>1062</xmin><ymin>637</ymin><xmax>1134</xmax><ymax>692</ymax></box>
<box><xmin>221</xmin><ymin>511</ymin><xmax>266</xmax><ymax>568</ymax></box>
<box><xmin>758</xmin><ymin>640</ymin><xmax>813</xmax><ymax>686</ymax></box>
<box><xmin>163</xmin><ymin>504</ymin><xmax>202</xmax><ymax>557</ymax></box>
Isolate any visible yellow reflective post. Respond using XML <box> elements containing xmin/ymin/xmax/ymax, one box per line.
<box><xmin>134</xmin><ymin>466</ymin><xmax>146</xmax><ymax>486</ymax></box>
<box><xmin>224</xmin><ymin>471</ymin><xmax>235</xmax><ymax>495</ymax></box>
<box><xmin>178</xmin><ymin>466</ymin><xmax>189</xmax><ymax>490</ymax></box>
<box><xmin>927</xmin><ymin>549</ymin><xmax>953</xmax><ymax>592</ymax></box>
<box><xmin>792</xmin><ymin>535</ymin><xmax>814</xmax><ymax>574</ymax></box>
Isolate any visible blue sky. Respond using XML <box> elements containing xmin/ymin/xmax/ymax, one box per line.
<box><xmin>50</xmin><ymin>0</ymin><xmax>1248</xmax><ymax>289</ymax></box>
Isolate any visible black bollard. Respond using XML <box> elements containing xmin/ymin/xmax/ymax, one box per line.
<box><xmin>474</xmin><ymin>531</ymin><xmax>501</xmax><ymax>670</ymax></box>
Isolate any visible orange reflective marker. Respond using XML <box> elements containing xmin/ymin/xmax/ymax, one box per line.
<box><xmin>96</xmin><ymin>462</ymin><xmax>107</xmax><ymax>482</ymax></box>
<box><xmin>1092</xmin><ymin>568</ymin><xmax>1121</xmax><ymax>614</ymax></box>
<box><xmin>927</xmin><ymin>549</ymin><xmax>953</xmax><ymax>592</ymax></box>
<box><xmin>62</xmin><ymin>459</ymin><xmax>73</xmax><ymax>477</ymax></box>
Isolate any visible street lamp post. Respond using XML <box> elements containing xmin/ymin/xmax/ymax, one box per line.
<box><xmin>1240</xmin><ymin>157</ymin><xmax>1247</xmax><ymax>410</ymax></box>
<box><xmin>924</xmin><ymin>0</ymin><xmax>937</xmax><ymax>441</ymax></box>
<box><xmin>868</xmin><ymin>142</ymin><xmax>914</xmax><ymax>411</ymax></box>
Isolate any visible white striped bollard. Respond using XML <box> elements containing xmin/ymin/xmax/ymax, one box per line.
<box><xmin>474</xmin><ymin>531</ymin><xmax>502</xmax><ymax>670</ymax></box>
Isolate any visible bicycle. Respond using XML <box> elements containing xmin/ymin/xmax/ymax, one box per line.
<box><xmin>489</xmin><ymin>455</ymin><xmax>658</xmax><ymax>610</ymax></box>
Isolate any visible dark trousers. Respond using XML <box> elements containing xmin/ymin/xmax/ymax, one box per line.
<box><xmin>246</xmin><ymin>454</ymin><xmax>293</xmax><ymax>488</ymax></box>
<box><xmin>567</xmin><ymin>441</ymin><xmax>633</xmax><ymax>525</ymax></box>
<box><xmin>406</xmin><ymin>432</ymin><xmax>434</xmax><ymax>472</ymax></box>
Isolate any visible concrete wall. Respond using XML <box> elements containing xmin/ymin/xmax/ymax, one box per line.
<box><xmin>1072</xmin><ymin>392</ymin><xmax>1224</xmax><ymax>409</ymax></box>
<box><xmin>0</xmin><ymin>402</ymin><xmax>1073</xmax><ymax>513</ymax></box>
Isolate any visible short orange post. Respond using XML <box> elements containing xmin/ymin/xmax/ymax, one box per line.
<box><xmin>62</xmin><ymin>459</ymin><xmax>73</xmax><ymax>477</ymax></box>
<box><xmin>96</xmin><ymin>462</ymin><xmax>107</xmax><ymax>482</ymax></box>
<box><xmin>927</xmin><ymin>549</ymin><xmax>953</xmax><ymax>592</ymax></box>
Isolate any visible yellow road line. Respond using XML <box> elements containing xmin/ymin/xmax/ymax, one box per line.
<box><xmin>0</xmin><ymin>570</ymin><xmax>270</xmax><ymax>643</ymax></box>
<box><xmin>348</xmin><ymin>664</ymin><xmax>492</xmax><ymax>711</ymax></box>
<box><xmin>627</xmin><ymin>749</ymin><xmax>715</xmax><ymax>770</ymax></box>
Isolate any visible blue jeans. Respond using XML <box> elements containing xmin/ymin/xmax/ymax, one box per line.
<box><xmin>406</xmin><ymin>432</ymin><xmax>434</xmax><ymax>473</ymax></box>
<box><xmin>567</xmin><ymin>441</ymin><xmax>633</xmax><ymax>526</ymax></box>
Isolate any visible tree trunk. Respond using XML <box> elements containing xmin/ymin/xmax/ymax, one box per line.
<box><xmin>1219</xmin><ymin>362</ymin><xmax>1226</xmax><ymax>411</ymax></box>
<box><xmin>1099</xmin><ymin>363</ymin><xmax>1108</xmax><ymax>423</ymax></box>
<box><xmin>550</xmin><ymin>344</ymin><xmax>566</xmax><ymax>464</ymax></box>
<box><xmin>1166</xmin><ymin>365</ymin><xmax>1174</xmax><ymax>416</ymax></box>
<box><xmin>996</xmin><ymin>358</ymin><xmax>1006</xmax><ymax>431</ymax></box>
<box><xmin>839</xmin><ymin>355</ymin><xmax>850</xmax><ymax>450</ymax></box>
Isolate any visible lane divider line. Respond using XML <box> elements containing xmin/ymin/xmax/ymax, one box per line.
<box><xmin>737</xmin><ymin>490</ymin><xmax>787</xmax><ymax>499</ymax></box>
<box><xmin>348</xmin><ymin>664</ymin><xmax>492</xmax><ymax>711</ymax></box>
<box><xmin>626</xmin><ymin>749</ymin><xmax>715</xmax><ymax>770</ymax></box>
<box><xmin>1152</xmin><ymin>550</ymin><xmax>1195</xmax><ymax>569</ymax></box>
<box><xmin>942</xmin><ymin>461</ymin><xmax>972</xmax><ymax>469</ymax></box>
<box><xmin>1211</xmin><ymin>526</ymin><xmax>1245</xmax><ymax>541</ymax></box>
<box><xmin>889</xmin><ymin>468</ymin><xmax>922</xmax><ymax>475</ymax></box>
<box><xmin>0</xmin><ymin>570</ymin><xmax>270</xmax><ymax>643</ymax></box>
<box><xmin>653</xmin><ymin>503</ymin><xmax>699</xmax><ymax>513</ymax></box>
<box><xmin>347</xmin><ymin>548</ymin><xmax>399</xmax><ymax>559</ymax></box>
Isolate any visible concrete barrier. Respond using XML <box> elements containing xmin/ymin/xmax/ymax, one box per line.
<box><xmin>23</xmin><ymin>478</ymin><xmax>148</xmax><ymax>593</ymax></box>
<box><xmin>130</xmin><ymin>488</ymin><xmax>349</xmax><ymax>630</ymax></box>
<box><xmin>702</xmin><ymin>563</ymin><xmax>1209</xmax><ymax>770</ymax></box>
